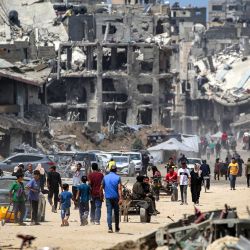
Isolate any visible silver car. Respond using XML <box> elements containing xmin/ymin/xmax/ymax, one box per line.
<box><xmin>113</xmin><ymin>156</ymin><xmax>135</xmax><ymax>177</ymax></box>
<box><xmin>0</xmin><ymin>153</ymin><xmax>56</xmax><ymax>173</ymax></box>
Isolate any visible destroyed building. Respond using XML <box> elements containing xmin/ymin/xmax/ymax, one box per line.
<box><xmin>1</xmin><ymin>0</ymin><xmax>249</xmax><ymax>156</ymax></box>
<box><xmin>208</xmin><ymin>0</ymin><xmax>250</xmax><ymax>25</ymax></box>
<box><xmin>0</xmin><ymin>0</ymin><xmax>67</xmax><ymax>156</ymax></box>
<box><xmin>49</xmin><ymin>4</ymin><xmax>176</xmax><ymax>127</ymax></box>
<box><xmin>172</xmin><ymin>0</ymin><xmax>250</xmax><ymax>135</ymax></box>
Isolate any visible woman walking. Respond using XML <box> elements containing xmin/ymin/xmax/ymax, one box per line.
<box><xmin>190</xmin><ymin>164</ymin><xmax>203</xmax><ymax>205</ymax></box>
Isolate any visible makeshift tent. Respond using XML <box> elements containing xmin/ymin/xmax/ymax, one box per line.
<box><xmin>181</xmin><ymin>134</ymin><xmax>200</xmax><ymax>153</ymax></box>
<box><xmin>147</xmin><ymin>138</ymin><xmax>195</xmax><ymax>163</ymax></box>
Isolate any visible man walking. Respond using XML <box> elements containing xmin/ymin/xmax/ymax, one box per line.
<box><xmin>215</xmin><ymin>141</ymin><xmax>221</xmax><ymax>159</ymax></box>
<box><xmin>47</xmin><ymin>166</ymin><xmax>62</xmax><ymax>213</ymax></box>
<box><xmin>214</xmin><ymin>158</ymin><xmax>221</xmax><ymax>181</ymax></box>
<box><xmin>88</xmin><ymin>163</ymin><xmax>104</xmax><ymax>225</ymax></box>
<box><xmin>76</xmin><ymin>176</ymin><xmax>90</xmax><ymax>226</ymax></box>
<box><xmin>72</xmin><ymin>163</ymin><xmax>83</xmax><ymax>209</ymax></box>
<box><xmin>26</xmin><ymin>170</ymin><xmax>41</xmax><ymax>225</ymax></box>
<box><xmin>200</xmin><ymin>160</ymin><xmax>211</xmax><ymax>190</ymax></box>
<box><xmin>245</xmin><ymin>158</ymin><xmax>250</xmax><ymax>188</ymax></box>
<box><xmin>177</xmin><ymin>161</ymin><xmax>190</xmax><ymax>205</ymax></box>
<box><xmin>142</xmin><ymin>154</ymin><xmax>150</xmax><ymax>175</ymax></box>
<box><xmin>228</xmin><ymin>157</ymin><xmax>239</xmax><ymax>190</ymax></box>
<box><xmin>101</xmin><ymin>165</ymin><xmax>122</xmax><ymax>233</ymax></box>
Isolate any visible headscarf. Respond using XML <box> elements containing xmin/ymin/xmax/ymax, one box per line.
<box><xmin>194</xmin><ymin>163</ymin><xmax>202</xmax><ymax>176</ymax></box>
<box><xmin>35</xmin><ymin>163</ymin><xmax>45</xmax><ymax>175</ymax></box>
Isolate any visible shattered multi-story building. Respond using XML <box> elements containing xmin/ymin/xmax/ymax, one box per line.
<box><xmin>49</xmin><ymin>3</ymin><xmax>176</xmax><ymax>127</ymax></box>
<box><xmin>1</xmin><ymin>0</ymin><xmax>249</xmax><ymax>156</ymax></box>
<box><xmin>173</xmin><ymin>0</ymin><xmax>250</xmax><ymax>135</ymax></box>
<box><xmin>0</xmin><ymin>0</ymin><xmax>67</xmax><ymax>156</ymax></box>
<box><xmin>209</xmin><ymin>0</ymin><xmax>250</xmax><ymax>24</ymax></box>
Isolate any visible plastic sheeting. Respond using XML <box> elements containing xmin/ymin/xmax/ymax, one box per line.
<box><xmin>181</xmin><ymin>135</ymin><xmax>200</xmax><ymax>153</ymax></box>
<box><xmin>148</xmin><ymin>138</ymin><xmax>193</xmax><ymax>152</ymax></box>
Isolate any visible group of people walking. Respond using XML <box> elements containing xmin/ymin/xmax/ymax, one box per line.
<box><xmin>9</xmin><ymin>167</ymin><xmax>45</xmax><ymax>226</ymax></box>
<box><xmin>7</xmin><ymin>150</ymin><xmax>250</xmax><ymax>231</ymax></box>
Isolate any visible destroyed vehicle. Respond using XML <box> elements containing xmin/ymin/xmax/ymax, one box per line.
<box><xmin>156</xmin><ymin>206</ymin><xmax>250</xmax><ymax>250</ymax></box>
<box><xmin>72</xmin><ymin>152</ymin><xmax>99</xmax><ymax>175</ymax></box>
<box><xmin>51</xmin><ymin>151</ymin><xmax>76</xmax><ymax>178</ymax></box>
<box><xmin>0</xmin><ymin>153</ymin><xmax>56</xmax><ymax>173</ymax></box>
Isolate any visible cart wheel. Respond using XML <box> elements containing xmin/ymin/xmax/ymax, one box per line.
<box><xmin>140</xmin><ymin>208</ymin><xmax>151</xmax><ymax>223</ymax></box>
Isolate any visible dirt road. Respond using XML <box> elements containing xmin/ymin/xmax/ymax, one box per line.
<box><xmin>1</xmin><ymin>174</ymin><xmax>249</xmax><ymax>250</ymax></box>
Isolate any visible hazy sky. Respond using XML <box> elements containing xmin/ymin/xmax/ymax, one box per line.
<box><xmin>169</xmin><ymin>0</ymin><xmax>208</xmax><ymax>7</ymax></box>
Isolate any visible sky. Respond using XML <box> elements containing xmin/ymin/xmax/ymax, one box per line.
<box><xmin>169</xmin><ymin>0</ymin><xmax>208</xmax><ymax>7</ymax></box>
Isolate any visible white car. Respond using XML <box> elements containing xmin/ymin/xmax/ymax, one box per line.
<box><xmin>112</xmin><ymin>156</ymin><xmax>135</xmax><ymax>176</ymax></box>
<box><xmin>122</xmin><ymin>152</ymin><xmax>143</xmax><ymax>174</ymax></box>
<box><xmin>186</xmin><ymin>158</ymin><xmax>202</xmax><ymax>171</ymax></box>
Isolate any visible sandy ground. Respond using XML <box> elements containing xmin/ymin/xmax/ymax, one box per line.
<box><xmin>1</xmin><ymin>149</ymin><xmax>250</xmax><ymax>249</ymax></box>
<box><xmin>0</xmin><ymin>177</ymin><xmax>249</xmax><ymax>250</ymax></box>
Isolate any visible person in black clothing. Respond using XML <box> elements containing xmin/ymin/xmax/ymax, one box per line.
<box><xmin>142</xmin><ymin>176</ymin><xmax>159</xmax><ymax>214</ymax></box>
<box><xmin>178</xmin><ymin>154</ymin><xmax>189</xmax><ymax>164</ymax></box>
<box><xmin>142</xmin><ymin>154</ymin><xmax>150</xmax><ymax>175</ymax></box>
<box><xmin>47</xmin><ymin>166</ymin><xmax>62</xmax><ymax>213</ymax></box>
<box><xmin>215</xmin><ymin>141</ymin><xmax>221</xmax><ymax>159</ymax></box>
<box><xmin>12</xmin><ymin>163</ymin><xmax>25</xmax><ymax>176</ymax></box>
<box><xmin>132</xmin><ymin>176</ymin><xmax>155</xmax><ymax>215</ymax></box>
<box><xmin>200</xmin><ymin>160</ymin><xmax>211</xmax><ymax>190</ymax></box>
<box><xmin>221</xmin><ymin>157</ymin><xmax>229</xmax><ymax>180</ymax></box>
<box><xmin>236</xmin><ymin>155</ymin><xmax>244</xmax><ymax>177</ymax></box>
<box><xmin>190</xmin><ymin>164</ymin><xmax>203</xmax><ymax>205</ymax></box>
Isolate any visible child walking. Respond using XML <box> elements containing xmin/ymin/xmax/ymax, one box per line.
<box><xmin>76</xmin><ymin>176</ymin><xmax>90</xmax><ymax>226</ymax></box>
<box><xmin>59</xmin><ymin>183</ymin><xmax>73</xmax><ymax>226</ymax></box>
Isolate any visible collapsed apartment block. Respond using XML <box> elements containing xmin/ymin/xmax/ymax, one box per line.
<box><xmin>49</xmin><ymin>4</ymin><xmax>175</xmax><ymax>127</ymax></box>
<box><xmin>208</xmin><ymin>0</ymin><xmax>250</xmax><ymax>24</ymax></box>
<box><xmin>173</xmin><ymin>0</ymin><xmax>250</xmax><ymax>135</ymax></box>
<box><xmin>0</xmin><ymin>0</ymin><xmax>67</xmax><ymax>156</ymax></box>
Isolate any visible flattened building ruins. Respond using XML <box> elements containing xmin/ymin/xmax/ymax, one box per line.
<box><xmin>0</xmin><ymin>0</ymin><xmax>249</xmax><ymax>155</ymax></box>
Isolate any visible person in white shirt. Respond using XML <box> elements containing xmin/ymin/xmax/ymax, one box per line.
<box><xmin>72</xmin><ymin>163</ymin><xmax>83</xmax><ymax>209</ymax></box>
<box><xmin>177</xmin><ymin>161</ymin><xmax>191</xmax><ymax>205</ymax></box>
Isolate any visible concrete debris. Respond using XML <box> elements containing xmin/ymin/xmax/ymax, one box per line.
<box><xmin>109</xmin><ymin>205</ymin><xmax>250</xmax><ymax>250</ymax></box>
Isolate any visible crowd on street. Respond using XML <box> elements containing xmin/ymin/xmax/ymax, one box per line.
<box><xmin>5</xmin><ymin>140</ymin><xmax>250</xmax><ymax>233</ymax></box>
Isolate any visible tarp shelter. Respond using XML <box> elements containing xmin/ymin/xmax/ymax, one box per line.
<box><xmin>147</xmin><ymin>138</ymin><xmax>195</xmax><ymax>163</ymax></box>
<box><xmin>181</xmin><ymin>134</ymin><xmax>200</xmax><ymax>153</ymax></box>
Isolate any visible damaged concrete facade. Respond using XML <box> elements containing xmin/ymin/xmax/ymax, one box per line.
<box><xmin>173</xmin><ymin>0</ymin><xmax>250</xmax><ymax>135</ymax></box>
<box><xmin>50</xmin><ymin>4</ymin><xmax>175</xmax><ymax>127</ymax></box>
<box><xmin>0</xmin><ymin>0</ymin><xmax>67</xmax><ymax>156</ymax></box>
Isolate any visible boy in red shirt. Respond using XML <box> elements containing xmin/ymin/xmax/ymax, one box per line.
<box><xmin>165</xmin><ymin>166</ymin><xmax>177</xmax><ymax>183</ymax></box>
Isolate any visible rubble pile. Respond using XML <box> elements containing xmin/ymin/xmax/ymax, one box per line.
<box><xmin>109</xmin><ymin>205</ymin><xmax>250</xmax><ymax>250</ymax></box>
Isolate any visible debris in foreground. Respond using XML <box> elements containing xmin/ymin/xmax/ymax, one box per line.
<box><xmin>108</xmin><ymin>205</ymin><xmax>250</xmax><ymax>250</ymax></box>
